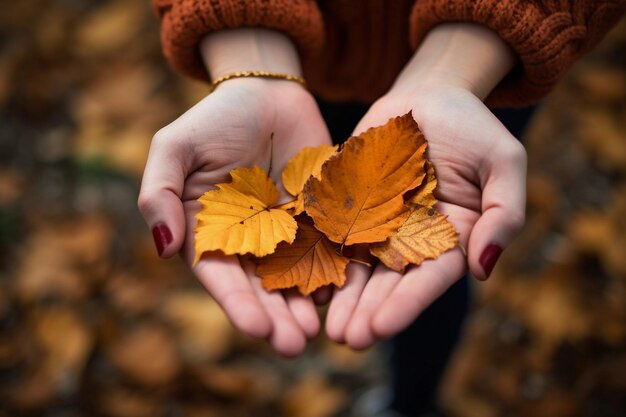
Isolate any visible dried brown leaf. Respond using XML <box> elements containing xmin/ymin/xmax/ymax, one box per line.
<box><xmin>370</xmin><ymin>206</ymin><xmax>458</xmax><ymax>272</ymax></box>
<box><xmin>257</xmin><ymin>216</ymin><xmax>349</xmax><ymax>295</ymax></box>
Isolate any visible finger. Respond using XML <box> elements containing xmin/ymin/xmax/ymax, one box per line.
<box><xmin>284</xmin><ymin>289</ymin><xmax>320</xmax><ymax>339</ymax></box>
<box><xmin>469</xmin><ymin>140</ymin><xmax>527</xmax><ymax>280</ymax></box>
<box><xmin>138</xmin><ymin>129</ymin><xmax>187</xmax><ymax>258</ymax></box>
<box><xmin>245</xmin><ymin>264</ymin><xmax>307</xmax><ymax>358</ymax></box>
<box><xmin>344</xmin><ymin>265</ymin><xmax>402</xmax><ymax>350</ymax></box>
<box><xmin>325</xmin><ymin>260</ymin><xmax>370</xmax><ymax>344</ymax></box>
<box><xmin>371</xmin><ymin>250</ymin><xmax>467</xmax><ymax>340</ymax></box>
<box><xmin>193</xmin><ymin>255</ymin><xmax>273</xmax><ymax>340</ymax></box>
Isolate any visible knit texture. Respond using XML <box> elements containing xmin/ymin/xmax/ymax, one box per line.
<box><xmin>410</xmin><ymin>0</ymin><xmax>626</xmax><ymax>106</ymax></box>
<box><xmin>156</xmin><ymin>0</ymin><xmax>324</xmax><ymax>81</ymax></box>
<box><xmin>154</xmin><ymin>0</ymin><xmax>626</xmax><ymax>106</ymax></box>
<box><xmin>301</xmin><ymin>0</ymin><xmax>414</xmax><ymax>103</ymax></box>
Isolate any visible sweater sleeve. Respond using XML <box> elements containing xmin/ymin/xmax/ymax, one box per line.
<box><xmin>152</xmin><ymin>0</ymin><xmax>324</xmax><ymax>81</ymax></box>
<box><xmin>409</xmin><ymin>1</ymin><xmax>626</xmax><ymax>107</ymax></box>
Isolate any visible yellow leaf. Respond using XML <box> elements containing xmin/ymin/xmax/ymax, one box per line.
<box><xmin>256</xmin><ymin>216</ymin><xmax>349</xmax><ymax>296</ymax></box>
<box><xmin>282</xmin><ymin>145</ymin><xmax>338</xmax><ymax>196</ymax></box>
<box><xmin>194</xmin><ymin>166</ymin><xmax>297</xmax><ymax>263</ymax></box>
<box><xmin>281</xmin><ymin>145</ymin><xmax>337</xmax><ymax>215</ymax></box>
<box><xmin>304</xmin><ymin>112</ymin><xmax>427</xmax><ymax>245</ymax></box>
<box><xmin>407</xmin><ymin>160</ymin><xmax>437</xmax><ymax>208</ymax></box>
<box><xmin>370</xmin><ymin>206</ymin><xmax>458</xmax><ymax>272</ymax></box>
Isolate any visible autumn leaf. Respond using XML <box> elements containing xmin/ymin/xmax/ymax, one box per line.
<box><xmin>278</xmin><ymin>145</ymin><xmax>337</xmax><ymax>214</ymax></box>
<box><xmin>407</xmin><ymin>160</ymin><xmax>437</xmax><ymax>208</ymax></box>
<box><xmin>256</xmin><ymin>216</ymin><xmax>349</xmax><ymax>295</ymax></box>
<box><xmin>370</xmin><ymin>206</ymin><xmax>458</xmax><ymax>272</ymax></box>
<box><xmin>193</xmin><ymin>114</ymin><xmax>457</xmax><ymax>295</ymax></box>
<box><xmin>194</xmin><ymin>166</ymin><xmax>297</xmax><ymax>264</ymax></box>
<box><xmin>304</xmin><ymin>112</ymin><xmax>427</xmax><ymax>246</ymax></box>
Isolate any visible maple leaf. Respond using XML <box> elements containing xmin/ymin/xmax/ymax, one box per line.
<box><xmin>278</xmin><ymin>145</ymin><xmax>337</xmax><ymax>214</ymax></box>
<box><xmin>304</xmin><ymin>112</ymin><xmax>427</xmax><ymax>246</ymax></box>
<box><xmin>369</xmin><ymin>206</ymin><xmax>458</xmax><ymax>272</ymax></box>
<box><xmin>194</xmin><ymin>166</ymin><xmax>297</xmax><ymax>264</ymax></box>
<box><xmin>256</xmin><ymin>216</ymin><xmax>349</xmax><ymax>295</ymax></box>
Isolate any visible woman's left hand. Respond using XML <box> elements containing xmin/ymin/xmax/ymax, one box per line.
<box><xmin>325</xmin><ymin>83</ymin><xmax>527</xmax><ymax>349</ymax></box>
<box><xmin>323</xmin><ymin>21</ymin><xmax>529</xmax><ymax>348</ymax></box>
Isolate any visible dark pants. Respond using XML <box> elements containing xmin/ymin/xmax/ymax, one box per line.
<box><xmin>317</xmin><ymin>99</ymin><xmax>535</xmax><ymax>416</ymax></box>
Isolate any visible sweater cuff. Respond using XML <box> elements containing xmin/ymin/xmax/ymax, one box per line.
<box><xmin>409</xmin><ymin>1</ymin><xmax>626</xmax><ymax>107</ymax></box>
<box><xmin>154</xmin><ymin>0</ymin><xmax>324</xmax><ymax>82</ymax></box>
<box><xmin>152</xmin><ymin>0</ymin><xmax>173</xmax><ymax>18</ymax></box>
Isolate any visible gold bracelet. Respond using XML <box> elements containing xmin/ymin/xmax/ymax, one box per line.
<box><xmin>209</xmin><ymin>71</ymin><xmax>307</xmax><ymax>92</ymax></box>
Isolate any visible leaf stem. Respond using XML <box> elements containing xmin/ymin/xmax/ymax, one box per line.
<box><xmin>349</xmin><ymin>257</ymin><xmax>372</xmax><ymax>268</ymax></box>
<box><xmin>270</xmin><ymin>198</ymin><xmax>296</xmax><ymax>210</ymax></box>
<box><xmin>457</xmin><ymin>242</ymin><xmax>467</xmax><ymax>257</ymax></box>
<box><xmin>267</xmin><ymin>132</ymin><xmax>274</xmax><ymax>178</ymax></box>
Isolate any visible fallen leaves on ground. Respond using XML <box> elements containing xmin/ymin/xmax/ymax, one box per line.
<box><xmin>195</xmin><ymin>113</ymin><xmax>459</xmax><ymax>294</ymax></box>
<box><xmin>281</xmin><ymin>372</ymin><xmax>347</xmax><ymax>417</ymax></box>
<box><xmin>106</xmin><ymin>323</ymin><xmax>180</xmax><ymax>386</ymax></box>
<box><xmin>160</xmin><ymin>290</ymin><xmax>234</xmax><ymax>363</ymax></box>
<box><xmin>32</xmin><ymin>307</ymin><xmax>93</xmax><ymax>387</ymax></box>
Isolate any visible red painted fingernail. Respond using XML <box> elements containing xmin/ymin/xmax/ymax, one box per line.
<box><xmin>152</xmin><ymin>223</ymin><xmax>173</xmax><ymax>257</ymax></box>
<box><xmin>479</xmin><ymin>244</ymin><xmax>502</xmax><ymax>278</ymax></box>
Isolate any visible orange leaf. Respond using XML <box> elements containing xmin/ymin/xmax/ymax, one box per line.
<box><xmin>407</xmin><ymin>160</ymin><xmax>437</xmax><ymax>208</ymax></box>
<box><xmin>256</xmin><ymin>216</ymin><xmax>349</xmax><ymax>295</ymax></box>
<box><xmin>304</xmin><ymin>112</ymin><xmax>427</xmax><ymax>245</ymax></box>
<box><xmin>370</xmin><ymin>206</ymin><xmax>458</xmax><ymax>272</ymax></box>
<box><xmin>194</xmin><ymin>166</ymin><xmax>297</xmax><ymax>263</ymax></box>
<box><xmin>281</xmin><ymin>145</ymin><xmax>337</xmax><ymax>215</ymax></box>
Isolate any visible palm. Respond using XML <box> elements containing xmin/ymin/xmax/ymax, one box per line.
<box><xmin>326</xmin><ymin>87</ymin><xmax>526</xmax><ymax>348</ymax></box>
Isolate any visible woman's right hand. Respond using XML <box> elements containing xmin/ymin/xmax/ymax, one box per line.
<box><xmin>138</xmin><ymin>30</ymin><xmax>332</xmax><ymax>357</ymax></box>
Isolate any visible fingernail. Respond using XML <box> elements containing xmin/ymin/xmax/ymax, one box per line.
<box><xmin>479</xmin><ymin>244</ymin><xmax>502</xmax><ymax>278</ymax></box>
<box><xmin>152</xmin><ymin>223</ymin><xmax>173</xmax><ymax>257</ymax></box>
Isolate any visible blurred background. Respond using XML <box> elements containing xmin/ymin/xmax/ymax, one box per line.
<box><xmin>0</xmin><ymin>1</ymin><xmax>625</xmax><ymax>416</ymax></box>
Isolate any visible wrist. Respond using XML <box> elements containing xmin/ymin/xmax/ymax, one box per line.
<box><xmin>210</xmin><ymin>75</ymin><xmax>309</xmax><ymax>98</ymax></box>
<box><xmin>200</xmin><ymin>28</ymin><xmax>303</xmax><ymax>81</ymax></box>
<box><xmin>390</xmin><ymin>23</ymin><xmax>516</xmax><ymax>101</ymax></box>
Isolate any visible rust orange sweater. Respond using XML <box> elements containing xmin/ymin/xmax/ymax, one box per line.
<box><xmin>152</xmin><ymin>0</ymin><xmax>626</xmax><ymax>106</ymax></box>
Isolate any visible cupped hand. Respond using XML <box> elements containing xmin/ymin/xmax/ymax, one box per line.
<box><xmin>326</xmin><ymin>86</ymin><xmax>527</xmax><ymax>349</ymax></box>
<box><xmin>138</xmin><ymin>79</ymin><xmax>332</xmax><ymax>356</ymax></box>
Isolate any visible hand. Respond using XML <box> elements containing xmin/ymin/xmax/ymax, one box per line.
<box><xmin>325</xmin><ymin>23</ymin><xmax>527</xmax><ymax>349</ymax></box>
<box><xmin>138</xmin><ymin>30</ymin><xmax>332</xmax><ymax>357</ymax></box>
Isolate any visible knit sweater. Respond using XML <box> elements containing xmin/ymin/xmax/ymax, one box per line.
<box><xmin>152</xmin><ymin>0</ymin><xmax>626</xmax><ymax>106</ymax></box>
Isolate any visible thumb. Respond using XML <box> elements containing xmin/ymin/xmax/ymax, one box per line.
<box><xmin>468</xmin><ymin>140</ymin><xmax>527</xmax><ymax>280</ymax></box>
<box><xmin>351</xmin><ymin>101</ymin><xmax>393</xmax><ymax>137</ymax></box>
<box><xmin>138</xmin><ymin>130</ymin><xmax>187</xmax><ymax>258</ymax></box>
